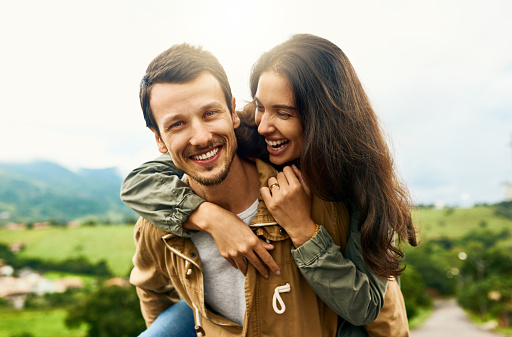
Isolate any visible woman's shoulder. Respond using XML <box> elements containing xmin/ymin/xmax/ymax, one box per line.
<box><xmin>310</xmin><ymin>196</ymin><xmax>350</xmax><ymax>249</ymax></box>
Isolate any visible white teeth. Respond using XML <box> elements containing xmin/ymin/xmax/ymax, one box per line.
<box><xmin>265</xmin><ymin>139</ymin><xmax>288</xmax><ymax>150</ymax></box>
<box><xmin>191</xmin><ymin>147</ymin><xmax>219</xmax><ymax>160</ymax></box>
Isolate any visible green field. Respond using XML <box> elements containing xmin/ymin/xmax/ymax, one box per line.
<box><xmin>0</xmin><ymin>308</ymin><xmax>87</xmax><ymax>337</ymax></box>
<box><xmin>0</xmin><ymin>225</ymin><xmax>135</xmax><ymax>277</ymax></box>
<box><xmin>411</xmin><ymin>205</ymin><xmax>512</xmax><ymax>244</ymax></box>
<box><xmin>0</xmin><ymin>205</ymin><xmax>511</xmax><ymax>279</ymax></box>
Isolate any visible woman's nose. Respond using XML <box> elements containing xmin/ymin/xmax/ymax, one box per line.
<box><xmin>257</xmin><ymin>112</ymin><xmax>274</xmax><ymax>135</ymax></box>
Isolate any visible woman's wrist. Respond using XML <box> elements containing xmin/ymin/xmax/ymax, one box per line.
<box><xmin>184</xmin><ymin>202</ymin><xmax>237</xmax><ymax>235</ymax></box>
<box><xmin>287</xmin><ymin>220</ymin><xmax>317</xmax><ymax>248</ymax></box>
<box><xmin>183</xmin><ymin>202</ymin><xmax>217</xmax><ymax>231</ymax></box>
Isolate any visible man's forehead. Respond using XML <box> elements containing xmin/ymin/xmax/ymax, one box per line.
<box><xmin>150</xmin><ymin>74</ymin><xmax>228</xmax><ymax>116</ymax></box>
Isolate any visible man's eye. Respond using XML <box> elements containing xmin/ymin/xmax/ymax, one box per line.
<box><xmin>169</xmin><ymin>121</ymin><xmax>184</xmax><ymax>130</ymax></box>
<box><xmin>204</xmin><ymin>110</ymin><xmax>217</xmax><ymax>117</ymax></box>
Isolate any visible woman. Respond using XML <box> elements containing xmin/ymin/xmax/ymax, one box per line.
<box><xmin>123</xmin><ymin>34</ymin><xmax>417</xmax><ymax>336</ymax></box>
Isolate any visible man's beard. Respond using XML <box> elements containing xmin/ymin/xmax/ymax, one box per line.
<box><xmin>191</xmin><ymin>161</ymin><xmax>231</xmax><ymax>186</ymax></box>
<box><xmin>181</xmin><ymin>138</ymin><xmax>237</xmax><ymax>186</ymax></box>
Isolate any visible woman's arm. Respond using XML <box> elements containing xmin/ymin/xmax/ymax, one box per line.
<box><xmin>121</xmin><ymin>153</ymin><xmax>280</xmax><ymax>277</ymax></box>
<box><xmin>121</xmin><ymin>153</ymin><xmax>204</xmax><ymax>237</ymax></box>
<box><xmin>291</xmin><ymin>218</ymin><xmax>388</xmax><ymax>326</ymax></box>
<box><xmin>288</xmin><ymin>204</ymin><xmax>408</xmax><ymax>335</ymax></box>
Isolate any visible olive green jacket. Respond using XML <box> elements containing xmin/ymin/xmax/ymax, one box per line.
<box><xmin>121</xmin><ymin>154</ymin><xmax>409</xmax><ymax>336</ymax></box>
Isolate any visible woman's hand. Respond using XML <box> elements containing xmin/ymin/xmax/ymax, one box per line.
<box><xmin>184</xmin><ymin>202</ymin><xmax>280</xmax><ymax>278</ymax></box>
<box><xmin>260</xmin><ymin>165</ymin><xmax>317</xmax><ymax>247</ymax></box>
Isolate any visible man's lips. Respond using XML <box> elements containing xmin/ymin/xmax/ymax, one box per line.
<box><xmin>190</xmin><ymin>146</ymin><xmax>220</xmax><ymax>161</ymax></box>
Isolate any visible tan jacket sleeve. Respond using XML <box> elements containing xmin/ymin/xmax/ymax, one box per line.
<box><xmin>130</xmin><ymin>218</ymin><xmax>180</xmax><ymax>327</ymax></box>
<box><xmin>365</xmin><ymin>277</ymin><xmax>410</xmax><ymax>337</ymax></box>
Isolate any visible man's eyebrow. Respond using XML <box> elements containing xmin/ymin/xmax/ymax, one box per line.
<box><xmin>254</xmin><ymin>97</ymin><xmax>297</xmax><ymax>110</ymax></box>
<box><xmin>161</xmin><ymin>113</ymin><xmax>185</xmax><ymax>127</ymax></box>
<box><xmin>201</xmin><ymin>100</ymin><xmax>226</xmax><ymax>111</ymax></box>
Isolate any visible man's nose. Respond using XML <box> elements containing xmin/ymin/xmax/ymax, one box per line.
<box><xmin>189</xmin><ymin>120</ymin><xmax>213</xmax><ymax>146</ymax></box>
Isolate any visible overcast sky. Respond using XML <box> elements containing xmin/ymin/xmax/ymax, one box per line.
<box><xmin>1</xmin><ymin>0</ymin><xmax>511</xmax><ymax>207</ymax></box>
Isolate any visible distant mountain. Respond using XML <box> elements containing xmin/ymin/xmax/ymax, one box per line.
<box><xmin>0</xmin><ymin>161</ymin><xmax>136</xmax><ymax>224</ymax></box>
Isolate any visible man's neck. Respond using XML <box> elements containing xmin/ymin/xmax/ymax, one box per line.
<box><xmin>188</xmin><ymin>156</ymin><xmax>260</xmax><ymax>214</ymax></box>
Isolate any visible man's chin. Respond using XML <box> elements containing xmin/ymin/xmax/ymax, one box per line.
<box><xmin>191</xmin><ymin>172</ymin><xmax>229</xmax><ymax>186</ymax></box>
<box><xmin>187</xmin><ymin>166</ymin><xmax>230</xmax><ymax>187</ymax></box>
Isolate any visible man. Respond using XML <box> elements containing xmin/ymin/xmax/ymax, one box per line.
<box><xmin>130</xmin><ymin>43</ymin><xmax>340</xmax><ymax>336</ymax></box>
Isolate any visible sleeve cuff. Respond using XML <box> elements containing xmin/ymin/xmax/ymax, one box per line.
<box><xmin>165</xmin><ymin>193</ymin><xmax>206</xmax><ymax>238</ymax></box>
<box><xmin>291</xmin><ymin>225</ymin><xmax>336</xmax><ymax>267</ymax></box>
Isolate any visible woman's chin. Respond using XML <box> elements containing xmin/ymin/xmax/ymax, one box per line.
<box><xmin>269</xmin><ymin>154</ymin><xmax>292</xmax><ymax>166</ymax></box>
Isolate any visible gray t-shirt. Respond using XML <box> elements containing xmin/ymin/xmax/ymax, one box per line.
<box><xmin>190</xmin><ymin>199</ymin><xmax>259</xmax><ymax>326</ymax></box>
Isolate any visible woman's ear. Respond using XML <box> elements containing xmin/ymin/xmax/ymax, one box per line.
<box><xmin>150</xmin><ymin>128</ymin><xmax>168</xmax><ymax>153</ymax></box>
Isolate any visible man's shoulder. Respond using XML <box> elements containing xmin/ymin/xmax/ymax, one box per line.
<box><xmin>253</xmin><ymin>158</ymin><xmax>278</xmax><ymax>187</ymax></box>
<box><xmin>135</xmin><ymin>217</ymin><xmax>169</xmax><ymax>240</ymax></box>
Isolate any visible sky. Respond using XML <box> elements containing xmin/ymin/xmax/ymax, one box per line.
<box><xmin>0</xmin><ymin>0</ymin><xmax>511</xmax><ymax>207</ymax></box>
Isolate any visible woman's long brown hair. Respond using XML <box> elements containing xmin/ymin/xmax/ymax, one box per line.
<box><xmin>249</xmin><ymin>34</ymin><xmax>418</xmax><ymax>278</ymax></box>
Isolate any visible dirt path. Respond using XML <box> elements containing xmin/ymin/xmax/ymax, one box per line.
<box><xmin>410</xmin><ymin>299</ymin><xmax>504</xmax><ymax>337</ymax></box>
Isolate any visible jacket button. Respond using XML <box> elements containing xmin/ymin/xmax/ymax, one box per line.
<box><xmin>191</xmin><ymin>252</ymin><xmax>197</xmax><ymax>258</ymax></box>
<box><xmin>279</xmin><ymin>228</ymin><xmax>286</xmax><ymax>235</ymax></box>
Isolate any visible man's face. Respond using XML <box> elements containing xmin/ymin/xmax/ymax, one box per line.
<box><xmin>150</xmin><ymin>71</ymin><xmax>239</xmax><ymax>186</ymax></box>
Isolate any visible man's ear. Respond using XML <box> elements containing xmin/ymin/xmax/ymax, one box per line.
<box><xmin>150</xmin><ymin>128</ymin><xmax>168</xmax><ymax>153</ymax></box>
<box><xmin>231</xmin><ymin>97</ymin><xmax>240</xmax><ymax>129</ymax></box>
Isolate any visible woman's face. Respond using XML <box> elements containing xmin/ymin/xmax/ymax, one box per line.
<box><xmin>254</xmin><ymin>71</ymin><xmax>304</xmax><ymax>166</ymax></box>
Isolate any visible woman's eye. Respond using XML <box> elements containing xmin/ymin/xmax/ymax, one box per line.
<box><xmin>277</xmin><ymin>111</ymin><xmax>292</xmax><ymax>119</ymax></box>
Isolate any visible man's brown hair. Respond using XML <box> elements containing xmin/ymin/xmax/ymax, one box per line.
<box><xmin>140</xmin><ymin>43</ymin><xmax>233</xmax><ymax>135</ymax></box>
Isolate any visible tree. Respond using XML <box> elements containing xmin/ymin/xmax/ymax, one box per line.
<box><xmin>456</xmin><ymin>231</ymin><xmax>512</xmax><ymax>327</ymax></box>
<box><xmin>65</xmin><ymin>285</ymin><xmax>146</xmax><ymax>337</ymax></box>
<box><xmin>400</xmin><ymin>265</ymin><xmax>432</xmax><ymax>319</ymax></box>
<box><xmin>404</xmin><ymin>241</ymin><xmax>457</xmax><ymax>296</ymax></box>
<box><xmin>458</xmin><ymin>274</ymin><xmax>512</xmax><ymax>326</ymax></box>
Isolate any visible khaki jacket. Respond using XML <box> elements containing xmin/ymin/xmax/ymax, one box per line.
<box><xmin>131</xmin><ymin>160</ymin><xmax>339</xmax><ymax>336</ymax></box>
<box><xmin>130</xmin><ymin>159</ymin><xmax>408</xmax><ymax>336</ymax></box>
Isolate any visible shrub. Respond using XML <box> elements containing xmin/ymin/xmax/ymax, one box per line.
<box><xmin>65</xmin><ymin>285</ymin><xmax>146</xmax><ymax>337</ymax></box>
<box><xmin>458</xmin><ymin>274</ymin><xmax>512</xmax><ymax>326</ymax></box>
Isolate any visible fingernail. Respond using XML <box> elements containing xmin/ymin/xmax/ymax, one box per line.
<box><xmin>276</xmin><ymin>271</ymin><xmax>281</xmax><ymax>276</ymax></box>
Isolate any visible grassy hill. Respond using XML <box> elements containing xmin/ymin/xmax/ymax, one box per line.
<box><xmin>0</xmin><ymin>225</ymin><xmax>135</xmax><ymax>277</ymax></box>
<box><xmin>411</xmin><ymin>205</ymin><xmax>512</xmax><ymax>248</ymax></box>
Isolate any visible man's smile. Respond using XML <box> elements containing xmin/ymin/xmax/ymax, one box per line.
<box><xmin>190</xmin><ymin>146</ymin><xmax>221</xmax><ymax>161</ymax></box>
